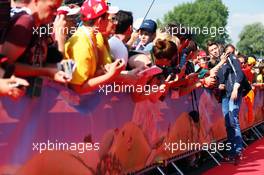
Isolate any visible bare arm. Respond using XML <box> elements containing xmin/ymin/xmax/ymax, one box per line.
<box><xmin>71</xmin><ymin>59</ymin><xmax>125</xmax><ymax>94</ymax></box>
<box><xmin>2</xmin><ymin>40</ymin><xmax>56</xmax><ymax>79</ymax></box>
<box><xmin>126</xmin><ymin>31</ymin><xmax>139</xmax><ymax>48</ymax></box>
<box><xmin>14</xmin><ymin>63</ymin><xmax>53</xmax><ymax>78</ymax></box>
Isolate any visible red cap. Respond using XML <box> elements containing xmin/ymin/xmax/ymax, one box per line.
<box><xmin>198</xmin><ymin>50</ymin><xmax>207</xmax><ymax>57</ymax></box>
<box><xmin>80</xmin><ymin>0</ymin><xmax>119</xmax><ymax>21</ymax></box>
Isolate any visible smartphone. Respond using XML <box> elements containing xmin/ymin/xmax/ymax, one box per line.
<box><xmin>8</xmin><ymin>82</ymin><xmax>26</xmax><ymax>89</ymax></box>
<box><xmin>57</xmin><ymin>60</ymin><xmax>76</xmax><ymax>80</ymax></box>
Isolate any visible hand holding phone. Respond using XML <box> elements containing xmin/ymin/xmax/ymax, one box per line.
<box><xmin>57</xmin><ymin>60</ymin><xmax>76</xmax><ymax>80</ymax></box>
<box><xmin>8</xmin><ymin>76</ymin><xmax>29</xmax><ymax>89</ymax></box>
<box><xmin>220</xmin><ymin>52</ymin><xmax>230</xmax><ymax>64</ymax></box>
<box><xmin>8</xmin><ymin>82</ymin><xmax>25</xmax><ymax>89</ymax></box>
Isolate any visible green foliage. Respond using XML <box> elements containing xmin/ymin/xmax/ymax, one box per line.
<box><xmin>159</xmin><ymin>0</ymin><xmax>229</xmax><ymax>49</ymax></box>
<box><xmin>237</xmin><ymin>23</ymin><xmax>264</xmax><ymax>57</ymax></box>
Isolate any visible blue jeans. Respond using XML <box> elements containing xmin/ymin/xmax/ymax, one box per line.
<box><xmin>222</xmin><ymin>95</ymin><xmax>243</xmax><ymax>157</ymax></box>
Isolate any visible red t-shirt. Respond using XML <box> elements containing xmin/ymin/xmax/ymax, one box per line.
<box><xmin>5</xmin><ymin>13</ymin><xmax>34</xmax><ymax>48</ymax></box>
<box><xmin>4</xmin><ymin>12</ymin><xmax>49</xmax><ymax>65</ymax></box>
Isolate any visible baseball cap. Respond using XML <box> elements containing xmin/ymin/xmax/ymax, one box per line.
<box><xmin>198</xmin><ymin>50</ymin><xmax>207</xmax><ymax>58</ymax></box>
<box><xmin>80</xmin><ymin>0</ymin><xmax>119</xmax><ymax>21</ymax></box>
<box><xmin>139</xmin><ymin>19</ymin><xmax>157</xmax><ymax>33</ymax></box>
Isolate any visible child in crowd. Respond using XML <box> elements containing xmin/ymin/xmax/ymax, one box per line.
<box><xmin>128</xmin><ymin>19</ymin><xmax>157</xmax><ymax>52</ymax></box>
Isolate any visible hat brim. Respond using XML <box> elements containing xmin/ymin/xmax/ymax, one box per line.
<box><xmin>57</xmin><ymin>6</ymin><xmax>80</xmax><ymax>16</ymax></box>
<box><xmin>68</xmin><ymin>7</ymin><xmax>80</xmax><ymax>15</ymax></box>
<box><xmin>107</xmin><ymin>6</ymin><xmax>119</xmax><ymax>14</ymax></box>
<box><xmin>139</xmin><ymin>27</ymin><xmax>156</xmax><ymax>34</ymax></box>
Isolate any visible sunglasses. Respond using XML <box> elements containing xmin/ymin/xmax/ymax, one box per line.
<box><xmin>108</xmin><ymin>16</ymin><xmax>118</xmax><ymax>24</ymax></box>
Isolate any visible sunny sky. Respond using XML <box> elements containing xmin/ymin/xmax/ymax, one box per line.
<box><xmin>108</xmin><ymin>0</ymin><xmax>264</xmax><ymax>45</ymax></box>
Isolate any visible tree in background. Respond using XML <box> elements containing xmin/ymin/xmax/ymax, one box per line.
<box><xmin>237</xmin><ymin>23</ymin><xmax>264</xmax><ymax>57</ymax></box>
<box><xmin>158</xmin><ymin>0</ymin><xmax>229</xmax><ymax>49</ymax></box>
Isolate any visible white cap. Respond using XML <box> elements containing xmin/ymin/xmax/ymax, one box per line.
<box><xmin>57</xmin><ymin>6</ymin><xmax>80</xmax><ymax>16</ymax></box>
<box><xmin>133</xmin><ymin>17</ymin><xmax>144</xmax><ymax>31</ymax></box>
<box><xmin>107</xmin><ymin>6</ymin><xmax>119</xmax><ymax>14</ymax></box>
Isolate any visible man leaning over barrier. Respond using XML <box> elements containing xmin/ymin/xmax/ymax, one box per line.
<box><xmin>1</xmin><ymin>0</ymin><xmax>70</xmax><ymax>85</ymax></box>
<box><xmin>64</xmin><ymin>0</ymin><xmax>125</xmax><ymax>94</ymax></box>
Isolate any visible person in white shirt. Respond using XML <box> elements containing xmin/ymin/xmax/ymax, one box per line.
<box><xmin>108</xmin><ymin>10</ymin><xmax>134</xmax><ymax>66</ymax></box>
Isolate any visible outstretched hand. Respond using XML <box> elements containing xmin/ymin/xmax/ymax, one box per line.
<box><xmin>0</xmin><ymin>76</ymin><xmax>29</xmax><ymax>100</ymax></box>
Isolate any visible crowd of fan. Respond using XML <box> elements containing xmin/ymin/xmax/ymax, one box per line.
<box><xmin>0</xmin><ymin>0</ymin><xmax>263</xmax><ymax>102</ymax></box>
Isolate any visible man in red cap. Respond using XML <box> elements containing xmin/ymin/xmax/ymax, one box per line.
<box><xmin>64</xmin><ymin>0</ymin><xmax>125</xmax><ymax>93</ymax></box>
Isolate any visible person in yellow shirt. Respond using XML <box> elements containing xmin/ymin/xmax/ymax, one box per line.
<box><xmin>64</xmin><ymin>0</ymin><xmax>125</xmax><ymax>94</ymax></box>
<box><xmin>244</xmin><ymin>56</ymin><xmax>256</xmax><ymax>124</ymax></box>
<box><xmin>96</xmin><ymin>32</ymin><xmax>113</xmax><ymax>66</ymax></box>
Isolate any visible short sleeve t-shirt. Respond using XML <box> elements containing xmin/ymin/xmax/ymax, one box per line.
<box><xmin>108</xmin><ymin>36</ymin><xmax>128</xmax><ymax>66</ymax></box>
<box><xmin>64</xmin><ymin>26</ymin><xmax>98</xmax><ymax>85</ymax></box>
<box><xmin>4</xmin><ymin>11</ymin><xmax>51</xmax><ymax>69</ymax></box>
<box><xmin>242</xmin><ymin>66</ymin><xmax>254</xmax><ymax>83</ymax></box>
<box><xmin>65</xmin><ymin>27</ymin><xmax>113</xmax><ymax>85</ymax></box>
<box><xmin>3</xmin><ymin>13</ymin><xmax>35</xmax><ymax>60</ymax></box>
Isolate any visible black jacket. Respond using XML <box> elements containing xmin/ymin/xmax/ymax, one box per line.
<box><xmin>217</xmin><ymin>55</ymin><xmax>244</xmax><ymax>97</ymax></box>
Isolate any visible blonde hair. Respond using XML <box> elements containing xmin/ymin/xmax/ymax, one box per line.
<box><xmin>155</xmin><ymin>29</ymin><xmax>180</xmax><ymax>49</ymax></box>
